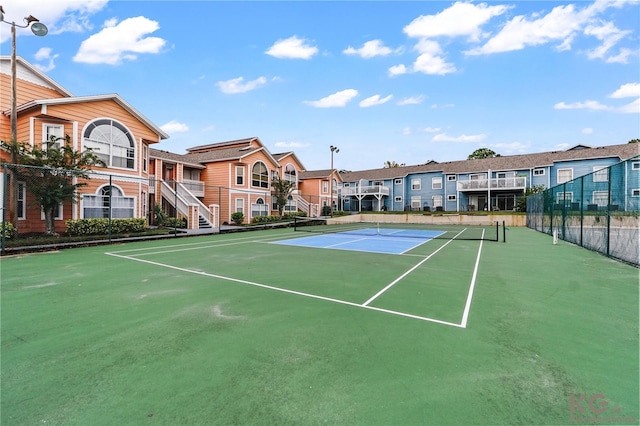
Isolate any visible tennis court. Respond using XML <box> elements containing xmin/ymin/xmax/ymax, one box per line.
<box><xmin>1</xmin><ymin>223</ymin><xmax>638</xmax><ymax>425</ymax></box>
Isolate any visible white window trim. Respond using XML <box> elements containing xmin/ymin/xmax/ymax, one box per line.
<box><xmin>235</xmin><ymin>198</ymin><xmax>244</xmax><ymax>214</ymax></box>
<box><xmin>557</xmin><ymin>168</ymin><xmax>573</xmax><ymax>184</ymax></box>
<box><xmin>432</xmin><ymin>177</ymin><xmax>442</xmax><ymax>190</ymax></box>
<box><xmin>533</xmin><ymin>168</ymin><xmax>545</xmax><ymax>176</ymax></box>
<box><xmin>632</xmin><ymin>162</ymin><xmax>640</xmax><ymax>170</ymax></box>
<box><xmin>592</xmin><ymin>191</ymin><xmax>608</xmax><ymax>207</ymax></box>
<box><xmin>632</xmin><ymin>189</ymin><xmax>640</xmax><ymax>197</ymax></box>
<box><xmin>42</xmin><ymin>123</ymin><xmax>64</xmax><ymax>150</ymax></box>
<box><xmin>592</xmin><ymin>166</ymin><xmax>608</xmax><ymax>182</ymax></box>
<box><xmin>236</xmin><ymin>166</ymin><xmax>245</xmax><ymax>186</ymax></box>
<box><xmin>432</xmin><ymin>195</ymin><xmax>443</xmax><ymax>208</ymax></box>
<box><xmin>322</xmin><ymin>181</ymin><xmax>329</xmax><ymax>193</ymax></box>
<box><xmin>394</xmin><ymin>196</ymin><xmax>402</xmax><ymax>203</ymax></box>
<box><xmin>394</xmin><ymin>179</ymin><xmax>402</xmax><ymax>185</ymax></box>
<box><xmin>411</xmin><ymin>179</ymin><xmax>421</xmax><ymax>190</ymax></box>
<box><xmin>447</xmin><ymin>195</ymin><xmax>456</xmax><ymax>201</ymax></box>
<box><xmin>17</xmin><ymin>181</ymin><xmax>26</xmax><ymax>220</ymax></box>
<box><xmin>343</xmin><ymin>182</ymin><xmax>350</xmax><ymax>188</ymax></box>
<box><xmin>447</xmin><ymin>175</ymin><xmax>456</xmax><ymax>181</ymax></box>
<box><xmin>410</xmin><ymin>196</ymin><xmax>421</xmax><ymax>208</ymax></box>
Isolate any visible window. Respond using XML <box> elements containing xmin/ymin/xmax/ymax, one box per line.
<box><xmin>41</xmin><ymin>204</ymin><xmax>63</xmax><ymax>220</ymax></box>
<box><xmin>557</xmin><ymin>168</ymin><xmax>573</xmax><ymax>184</ymax></box>
<box><xmin>83</xmin><ymin>119</ymin><xmax>135</xmax><ymax>169</ymax></box>
<box><xmin>143</xmin><ymin>145</ymin><xmax>148</xmax><ymax>172</ymax></box>
<box><xmin>373</xmin><ymin>181</ymin><xmax>383</xmax><ymax>186</ymax></box>
<box><xmin>251</xmin><ymin>197</ymin><xmax>268</xmax><ymax>217</ymax></box>
<box><xmin>283</xmin><ymin>164</ymin><xmax>296</xmax><ymax>183</ymax></box>
<box><xmin>432</xmin><ymin>195</ymin><xmax>443</xmax><ymax>208</ymax></box>
<box><xmin>83</xmin><ymin>185</ymin><xmax>134</xmax><ymax>218</ymax></box>
<box><xmin>410</xmin><ymin>196</ymin><xmax>421</xmax><ymax>209</ymax></box>
<box><xmin>17</xmin><ymin>181</ymin><xmax>26</xmax><ymax>219</ymax></box>
<box><xmin>432</xmin><ymin>177</ymin><xmax>442</xmax><ymax>190</ymax></box>
<box><xmin>322</xmin><ymin>181</ymin><xmax>328</xmax><ymax>193</ymax></box>
<box><xmin>555</xmin><ymin>192</ymin><xmax>573</xmax><ymax>205</ymax></box>
<box><xmin>533</xmin><ymin>168</ymin><xmax>545</xmax><ymax>176</ymax></box>
<box><xmin>235</xmin><ymin>198</ymin><xmax>244</xmax><ymax>214</ymax></box>
<box><xmin>593</xmin><ymin>166</ymin><xmax>608</xmax><ymax>182</ymax></box>
<box><xmin>394</xmin><ymin>196</ymin><xmax>402</xmax><ymax>203</ymax></box>
<box><xmin>632</xmin><ymin>162</ymin><xmax>640</xmax><ymax>170</ymax></box>
<box><xmin>411</xmin><ymin>179</ymin><xmax>421</xmax><ymax>190</ymax></box>
<box><xmin>447</xmin><ymin>175</ymin><xmax>456</xmax><ymax>181</ymax></box>
<box><xmin>592</xmin><ymin>191</ymin><xmax>608</xmax><ymax>207</ymax></box>
<box><xmin>43</xmin><ymin>124</ymin><xmax>63</xmax><ymax>149</ymax></box>
<box><xmin>251</xmin><ymin>162</ymin><xmax>268</xmax><ymax>188</ymax></box>
<box><xmin>343</xmin><ymin>183</ymin><xmax>350</xmax><ymax>188</ymax></box>
<box><xmin>236</xmin><ymin>166</ymin><xmax>244</xmax><ymax>185</ymax></box>
<box><xmin>142</xmin><ymin>191</ymin><xmax>147</xmax><ymax>218</ymax></box>
<box><xmin>447</xmin><ymin>195</ymin><xmax>456</xmax><ymax>201</ymax></box>
<box><xmin>395</xmin><ymin>179</ymin><xmax>402</xmax><ymax>185</ymax></box>
<box><xmin>632</xmin><ymin>189</ymin><xmax>640</xmax><ymax>197</ymax></box>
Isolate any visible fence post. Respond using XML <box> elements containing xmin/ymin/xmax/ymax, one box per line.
<box><xmin>606</xmin><ymin>170</ymin><xmax>611</xmax><ymax>257</ymax></box>
<box><xmin>108</xmin><ymin>175</ymin><xmax>112</xmax><ymax>243</ymax></box>
<box><xmin>1</xmin><ymin>164</ymin><xmax>6</xmax><ymax>255</ymax></box>
<box><xmin>580</xmin><ymin>176</ymin><xmax>584</xmax><ymax>247</ymax></box>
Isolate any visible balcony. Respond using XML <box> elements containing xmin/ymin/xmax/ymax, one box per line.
<box><xmin>457</xmin><ymin>177</ymin><xmax>527</xmax><ymax>192</ymax></box>
<box><xmin>182</xmin><ymin>179</ymin><xmax>205</xmax><ymax>197</ymax></box>
<box><xmin>341</xmin><ymin>185</ymin><xmax>390</xmax><ymax>197</ymax></box>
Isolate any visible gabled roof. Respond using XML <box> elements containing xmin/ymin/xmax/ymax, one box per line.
<box><xmin>186</xmin><ymin>137</ymin><xmax>261</xmax><ymax>153</ymax></box>
<box><xmin>10</xmin><ymin>94</ymin><xmax>169</xmax><ymax>140</ymax></box>
<box><xmin>0</xmin><ymin>56</ymin><xmax>73</xmax><ymax>97</ymax></box>
<box><xmin>272</xmin><ymin>151</ymin><xmax>306</xmax><ymax>170</ymax></box>
<box><xmin>340</xmin><ymin>143</ymin><xmax>640</xmax><ymax>182</ymax></box>
<box><xmin>299</xmin><ymin>169</ymin><xmax>343</xmax><ymax>182</ymax></box>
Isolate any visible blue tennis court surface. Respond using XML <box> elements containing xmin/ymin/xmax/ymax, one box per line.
<box><xmin>272</xmin><ymin>228</ymin><xmax>444</xmax><ymax>254</ymax></box>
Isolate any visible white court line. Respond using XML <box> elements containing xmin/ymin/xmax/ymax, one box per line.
<box><xmin>361</xmin><ymin>229</ymin><xmax>466</xmax><ymax>307</ymax></box>
<box><xmin>460</xmin><ymin>229</ymin><xmax>485</xmax><ymax>328</ymax></box>
<box><xmin>104</xmin><ymin>251</ymin><xmax>463</xmax><ymax>328</ymax></box>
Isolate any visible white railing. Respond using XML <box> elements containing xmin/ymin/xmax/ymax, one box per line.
<box><xmin>341</xmin><ymin>185</ymin><xmax>390</xmax><ymax>197</ymax></box>
<box><xmin>160</xmin><ymin>182</ymin><xmax>214</xmax><ymax>229</ymax></box>
<box><xmin>296</xmin><ymin>195</ymin><xmax>319</xmax><ymax>217</ymax></box>
<box><xmin>182</xmin><ymin>179</ymin><xmax>204</xmax><ymax>197</ymax></box>
<box><xmin>176</xmin><ymin>182</ymin><xmax>214</xmax><ymax>227</ymax></box>
<box><xmin>148</xmin><ymin>175</ymin><xmax>156</xmax><ymax>194</ymax></box>
<box><xmin>457</xmin><ymin>177</ymin><xmax>527</xmax><ymax>191</ymax></box>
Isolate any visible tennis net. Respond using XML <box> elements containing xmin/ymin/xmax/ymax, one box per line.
<box><xmin>293</xmin><ymin>217</ymin><xmax>502</xmax><ymax>241</ymax></box>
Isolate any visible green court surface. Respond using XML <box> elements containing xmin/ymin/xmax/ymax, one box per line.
<box><xmin>1</xmin><ymin>226</ymin><xmax>638</xmax><ymax>425</ymax></box>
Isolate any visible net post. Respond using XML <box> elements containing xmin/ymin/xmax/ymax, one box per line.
<box><xmin>494</xmin><ymin>221</ymin><xmax>498</xmax><ymax>241</ymax></box>
<box><xmin>502</xmin><ymin>220</ymin><xmax>506</xmax><ymax>243</ymax></box>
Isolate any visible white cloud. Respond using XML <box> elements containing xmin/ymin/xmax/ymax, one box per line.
<box><xmin>359</xmin><ymin>94</ymin><xmax>393</xmax><ymax>108</ymax></box>
<box><xmin>397</xmin><ymin>95</ymin><xmax>425</xmax><ymax>106</ymax></box>
<box><xmin>274</xmin><ymin>141</ymin><xmax>310</xmax><ymax>148</ymax></box>
<box><xmin>0</xmin><ymin>0</ymin><xmax>108</xmax><ymax>43</ymax></box>
<box><xmin>432</xmin><ymin>133</ymin><xmax>487</xmax><ymax>143</ymax></box>
<box><xmin>609</xmin><ymin>83</ymin><xmax>640</xmax><ymax>98</ymax></box>
<box><xmin>582</xmin><ymin>128</ymin><xmax>594</xmax><ymax>134</ymax></box>
<box><xmin>160</xmin><ymin>120</ymin><xmax>189</xmax><ymax>133</ymax></box>
<box><xmin>465</xmin><ymin>1</ymin><xmax>634</xmax><ymax>57</ymax></box>
<box><xmin>412</xmin><ymin>40</ymin><xmax>456</xmax><ymax>75</ymax></box>
<box><xmin>73</xmin><ymin>16</ymin><xmax>166</xmax><ymax>65</ymax></box>
<box><xmin>343</xmin><ymin>40</ymin><xmax>397</xmax><ymax>58</ymax></box>
<box><xmin>265</xmin><ymin>36</ymin><xmax>318</xmax><ymax>59</ymax></box>
<box><xmin>217</xmin><ymin>76</ymin><xmax>267</xmax><ymax>94</ymax></box>
<box><xmin>304</xmin><ymin>89</ymin><xmax>358</xmax><ymax>108</ymax></box>
<box><xmin>33</xmin><ymin>47</ymin><xmax>59</xmax><ymax>72</ymax></box>
<box><xmin>584</xmin><ymin>22</ymin><xmax>631</xmax><ymax>61</ymax></box>
<box><xmin>606</xmin><ymin>48</ymin><xmax>635</xmax><ymax>64</ymax></box>
<box><xmin>617</xmin><ymin>98</ymin><xmax>640</xmax><ymax>114</ymax></box>
<box><xmin>403</xmin><ymin>2</ymin><xmax>511</xmax><ymax>41</ymax></box>
<box><xmin>553</xmin><ymin>100</ymin><xmax>612</xmax><ymax>111</ymax></box>
<box><xmin>402</xmin><ymin>127</ymin><xmax>411</xmax><ymax>136</ymax></box>
<box><xmin>422</xmin><ymin>127</ymin><xmax>441</xmax><ymax>133</ymax></box>
<box><xmin>388</xmin><ymin>64</ymin><xmax>408</xmax><ymax>77</ymax></box>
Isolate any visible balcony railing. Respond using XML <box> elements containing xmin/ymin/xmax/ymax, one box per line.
<box><xmin>182</xmin><ymin>179</ymin><xmax>205</xmax><ymax>197</ymax></box>
<box><xmin>457</xmin><ymin>177</ymin><xmax>527</xmax><ymax>191</ymax></box>
<box><xmin>341</xmin><ymin>185</ymin><xmax>390</xmax><ymax>197</ymax></box>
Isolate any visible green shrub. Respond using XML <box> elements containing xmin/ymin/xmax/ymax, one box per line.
<box><xmin>251</xmin><ymin>215</ymin><xmax>279</xmax><ymax>225</ymax></box>
<box><xmin>1</xmin><ymin>221</ymin><xmax>16</xmax><ymax>239</ymax></box>
<box><xmin>65</xmin><ymin>218</ymin><xmax>147</xmax><ymax>236</ymax></box>
<box><xmin>162</xmin><ymin>217</ymin><xmax>187</xmax><ymax>228</ymax></box>
<box><xmin>283</xmin><ymin>211</ymin><xmax>306</xmax><ymax>219</ymax></box>
<box><xmin>231</xmin><ymin>212</ymin><xmax>244</xmax><ymax>225</ymax></box>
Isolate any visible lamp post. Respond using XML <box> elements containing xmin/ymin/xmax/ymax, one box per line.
<box><xmin>0</xmin><ymin>6</ymin><xmax>49</xmax><ymax>144</ymax></box>
<box><xmin>329</xmin><ymin>145</ymin><xmax>339</xmax><ymax>214</ymax></box>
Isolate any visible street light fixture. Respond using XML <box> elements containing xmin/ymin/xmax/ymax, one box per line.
<box><xmin>0</xmin><ymin>5</ymin><xmax>49</xmax><ymax>143</ymax></box>
<box><xmin>329</xmin><ymin>145</ymin><xmax>339</xmax><ymax>214</ymax></box>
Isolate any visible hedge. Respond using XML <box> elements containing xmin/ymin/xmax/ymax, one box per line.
<box><xmin>0</xmin><ymin>222</ymin><xmax>16</xmax><ymax>239</ymax></box>
<box><xmin>65</xmin><ymin>218</ymin><xmax>147</xmax><ymax>236</ymax></box>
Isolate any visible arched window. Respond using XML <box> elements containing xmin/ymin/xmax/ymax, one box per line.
<box><xmin>252</xmin><ymin>162</ymin><xmax>269</xmax><ymax>188</ymax></box>
<box><xmin>83</xmin><ymin>185</ymin><xmax>134</xmax><ymax>218</ymax></box>
<box><xmin>283</xmin><ymin>164</ymin><xmax>296</xmax><ymax>183</ymax></box>
<box><xmin>83</xmin><ymin>119</ymin><xmax>135</xmax><ymax>169</ymax></box>
<box><xmin>251</xmin><ymin>197</ymin><xmax>268</xmax><ymax>217</ymax></box>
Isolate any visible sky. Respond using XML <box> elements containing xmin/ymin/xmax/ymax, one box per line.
<box><xmin>1</xmin><ymin>0</ymin><xmax>639</xmax><ymax>171</ymax></box>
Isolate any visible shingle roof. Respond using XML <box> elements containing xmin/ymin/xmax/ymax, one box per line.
<box><xmin>299</xmin><ymin>169</ymin><xmax>334</xmax><ymax>179</ymax></box>
<box><xmin>340</xmin><ymin>143</ymin><xmax>640</xmax><ymax>181</ymax></box>
<box><xmin>186</xmin><ymin>137</ymin><xmax>258</xmax><ymax>153</ymax></box>
<box><xmin>149</xmin><ymin>149</ymin><xmax>205</xmax><ymax>168</ymax></box>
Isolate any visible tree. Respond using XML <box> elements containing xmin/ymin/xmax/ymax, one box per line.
<box><xmin>383</xmin><ymin>160</ymin><xmax>405</xmax><ymax>168</ymax></box>
<box><xmin>1</xmin><ymin>135</ymin><xmax>105</xmax><ymax>235</ymax></box>
<box><xmin>515</xmin><ymin>184</ymin><xmax>546</xmax><ymax>212</ymax></box>
<box><xmin>271</xmin><ymin>175</ymin><xmax>297</xmax><ymax>217</ymax></box>
<box><xmin>467</xmin><ymin>148</ymin><xmax>500</xmax><ymax>160</ymax></box>
<box><xmin>628</xmin><ymin>139</ymin><xmax>640</xmax><ymax>143</ymax></box>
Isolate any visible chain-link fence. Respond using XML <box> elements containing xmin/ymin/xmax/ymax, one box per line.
<box><xmin>526</xmin><ymin>155</ymin><xmax>640</xmax><ymax>266</ymax></box>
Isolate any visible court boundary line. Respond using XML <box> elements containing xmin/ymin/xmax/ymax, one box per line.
<box><xmin>362</xmin><ymin>229</ymin><xmax>465</xmax><ymax>306</ymax></box>
<box><xmin>104</xmin><ymin>250</ymin><xmax>464</xmax><ymax>328</ymax></box>
<box><xmin>460</xmin><ymin>230</ymin><xmax>485</xmax><ymax>328</ymax></box>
